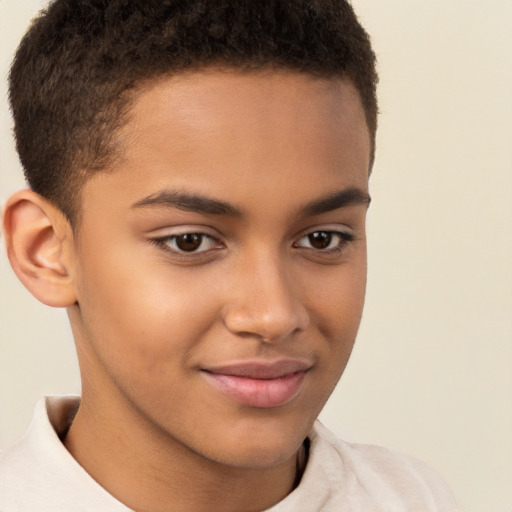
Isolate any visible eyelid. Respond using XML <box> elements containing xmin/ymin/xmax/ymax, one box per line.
<box><xmin>294</xmin><ymin>230</ymin><xmax>354</xmax><ymax>246</ymax></box>
<box><xmin>149</xmin><ymin>225</ymin><xmax>225</xmax><ymax>258</ymax></box>
<box><xmin>292</xmin><ymin>226</ymin><xmax>356</xmax><ymax>259</ymax></box>
<box><xmin>148</xmin><ymin>224</ymin><xmax>221</xmax><ymax>238</ymax></box>
<box><xmin>294</xmin><ymin>224</ymin><xmax>355</xmax><ymax>241</ymax></box>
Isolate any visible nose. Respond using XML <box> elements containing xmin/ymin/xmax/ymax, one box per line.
<box><xmin>222</xmin><ymin>251</ymin><xmax>310</xmax><ymax>343</ymax></box>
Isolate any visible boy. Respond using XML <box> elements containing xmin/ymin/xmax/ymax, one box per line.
<box><xmin>0</xmin><ymin>1</ymin><xmax>458</xmax><ymax>511</ymax></box>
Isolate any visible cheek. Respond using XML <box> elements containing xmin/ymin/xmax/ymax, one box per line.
<box><xmin>306</xmin><ymin>255</ymin><xmax>367</xmax><ymax>378</ymax></box>
<box><xmin>74</xmin><ymin>245</ymin><xmax>220</xmax><ymax>378</ymax></box>
<box><xmin>309</xmin><ymin>254</ymin><xmax>367</xmax><ymax>332</ymax></box>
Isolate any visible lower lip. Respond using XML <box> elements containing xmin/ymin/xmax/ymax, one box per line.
<box><xmin>203</xmin><ymin>371</ymin><xmax>307</xmax><ymax>408</ymax></box>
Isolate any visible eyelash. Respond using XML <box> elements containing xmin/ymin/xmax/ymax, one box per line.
<box><xmin>151</xmin><ymin>229</ymin><xmax>354</xmax><ymax>259</ymax></box>
<box><xmin>294</xmin><ymin>230</ymin><xmax>355</xmax><ymax>255</ymax></box>
<box><xmin>152</xmin><ymin>233</ymin><xmax>223</xmax><ymax>255</ymax></box>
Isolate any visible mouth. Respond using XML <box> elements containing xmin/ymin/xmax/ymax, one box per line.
<box><xmin>201</xmin><ymin>360</ymin><xmax>311</xmax><ymax>408</ymax></box>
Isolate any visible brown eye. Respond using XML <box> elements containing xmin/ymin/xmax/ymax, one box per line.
<box><xmin>294</xmin><ymin>230</ymin><xmax>354</xmax><ymax>254</ymax></box>
<box><xmin>307</xmin><ymin>231</ymin><xmax>332</xmax><ymax>250</ymax></box>
<box><xmin>155</xmin><ymin>232</ymin><xmax>220</xmax><ymax>254</ymax></box>
<box><xmin>175</xmin><ymin>233</ymin><xmax>204</xmax><ymax>252</ymax></box>
<box><xmin>153</xmin><ymin>231</ymin><xmax>223</xmax><ymax>259</ymax></box>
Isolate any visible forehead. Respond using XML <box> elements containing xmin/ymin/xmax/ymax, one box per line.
<box><xmin>130</xmin><ymin>69</ymin><xmax>367</xmax><ymax>125</ymax></box>
<box><xmin>123</xmin><ymin>69</ymin><xmax>369</xmax><ymax>159</ymax></box>
<box><xmin>81</xmin><ymin>70</ymin><xmax>370</xmax><ymax>220</ymax></box>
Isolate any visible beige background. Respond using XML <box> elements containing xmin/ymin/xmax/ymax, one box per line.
<box><xmin>1</xmin><ymin>1</ymin><xmax>511</xmax><ymax>511</ymax></box>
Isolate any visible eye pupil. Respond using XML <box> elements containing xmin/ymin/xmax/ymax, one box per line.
<box><xmin>176</xmin><ymin>233</ymin><xmax>202</xmax><ymax>252</ymax></box>
<box><xmin>308</xmin><ymin>231</ymin><xmax>332</xmax><ymax>249</ymax></box>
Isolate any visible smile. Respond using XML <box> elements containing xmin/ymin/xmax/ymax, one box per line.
<box><xmin>202</xmin><ymin>360</ymin><xmax>311</xmax><ymax>408</ymax></box>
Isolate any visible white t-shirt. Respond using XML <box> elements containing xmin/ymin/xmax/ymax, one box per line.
<box><xmin>0</xmin><ymin>396</ymin><xmax>459</xmax><ymax>511</ymax></box>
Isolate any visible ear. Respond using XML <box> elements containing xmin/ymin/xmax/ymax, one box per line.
<box><xmin>2</xmin><ymin>189</ymin><xmax>77</xmax><ymax>307</ymax></box>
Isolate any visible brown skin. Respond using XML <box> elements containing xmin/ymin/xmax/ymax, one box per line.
<box><xmin>3</xmin><ymin>70</ymin><xmax>371</xmax><ymax>512</ymax></box>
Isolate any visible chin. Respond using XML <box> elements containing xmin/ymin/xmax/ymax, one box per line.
<box><xmin>197</xmin><ymin>417</ymin><xmax>310</xmax><ymax>470</ymax></box>
<box><xmin>210</xmin><ymin>441</ymin><xmax>300</xmax><ymax>470</ymax></box>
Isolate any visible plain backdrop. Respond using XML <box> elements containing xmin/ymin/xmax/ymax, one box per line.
<box><xmin>1</xmin><ymin>1</ymin><xmax>511</xmax><ymax>511</ymax></box>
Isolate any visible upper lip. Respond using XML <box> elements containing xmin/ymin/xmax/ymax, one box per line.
<box><xmin>203</xmin><ymin>359</ymin><xmax>312</xmax><ymax>380</ymax></box>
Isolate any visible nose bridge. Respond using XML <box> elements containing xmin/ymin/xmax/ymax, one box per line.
<box><xmin>223</xmin><ymin>245</ymin><xmax>309</xmax><ymax>342</ymax></box>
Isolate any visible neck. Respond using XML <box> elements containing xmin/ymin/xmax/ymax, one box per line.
<box><xmin>64</xmin><ymin>388</ymin><xmax>302</xmax><ymax>512</ymax></box>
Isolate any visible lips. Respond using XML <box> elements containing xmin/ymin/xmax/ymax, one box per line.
<box><xmin>202</xmin><ymin>360</ymin><xmax>311</xmax><ymax>408</ymax></box>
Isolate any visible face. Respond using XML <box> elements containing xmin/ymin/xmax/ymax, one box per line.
<box><xmin>69</xmin><ymin>70</ymin><xmax>371</xmax><ymax>470</ymax></box>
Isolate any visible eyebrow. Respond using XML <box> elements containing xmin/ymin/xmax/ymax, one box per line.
<box><xmin>302</xmin><ymin>187</ymin><xmax>371</xmax><ymax>216</ymax></box>
<box><xmin>131</xmin><ymin>190</ymin><xmax>242</xmax><ymax>216</ymax></box>
<box><xmin>131</xmin><ymin>186</ymin><xmax>370</xmax><ymax>217</ymax></box>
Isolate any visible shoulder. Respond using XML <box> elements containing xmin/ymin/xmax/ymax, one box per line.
<box><xmin>320</xmin><ymin>423</ymin><xmax>442</xmax><ymax>479</ymax></box>
<box><xmin>0</xmin><ymin>398</ymin><xmax>70</xmax><ymax>510</ymax></box>
<box><xmin>0</xmin><ymin>396</ymin><xmax>131</xmax><ymax>512</ymax></box>
<box><xmin>287</xmin><ymin>421</ymin><xmax>460</xmax><ymax>512</ymax></box>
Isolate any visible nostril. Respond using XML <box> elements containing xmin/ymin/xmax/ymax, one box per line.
<box><xmin>221</xmin><ymin>256</ymin><xmax>310</xmax><ymax>342</ymax></box>
<box><xmin>222</xmin><ymin>297</ymin><xmax>310</xmax><ymax>343</ymax></box>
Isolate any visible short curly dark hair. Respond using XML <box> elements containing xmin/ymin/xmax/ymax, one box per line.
<box><xmin>9</xmin><ymin>0</ymin><xmax>378</xmax><ymax>224</ymax></box>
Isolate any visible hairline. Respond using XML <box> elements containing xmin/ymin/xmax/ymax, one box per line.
<box><xmin>68</xmin><ymin>65</ymin><xmax>375</xmax><ymax>233</ymax></box>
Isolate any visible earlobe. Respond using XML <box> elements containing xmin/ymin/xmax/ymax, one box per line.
<box><xmin>2</xmin><ymin>189</ymin><xmax>77</xmax><ymax>307</ymax></box>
